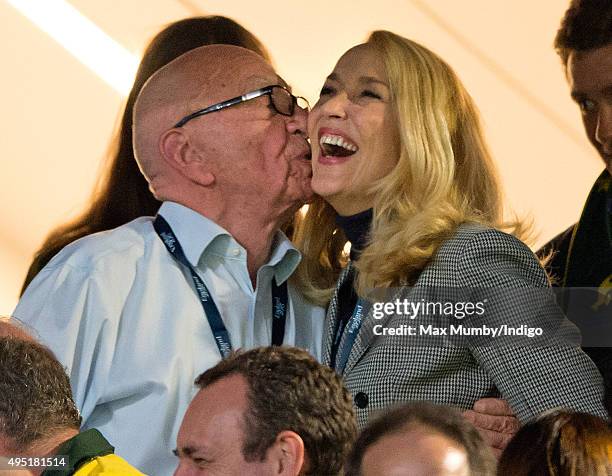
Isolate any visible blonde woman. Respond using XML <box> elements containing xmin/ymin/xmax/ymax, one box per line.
<box><xmin>295</xmin><ymin>30</ymin><xmax>607</xmax><ymax>428</ymax></box>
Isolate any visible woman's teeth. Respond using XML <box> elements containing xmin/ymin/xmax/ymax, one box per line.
<box><xmin>319</xmin><ymin>134</ymin><xmax>358</xmax><ymax>157</ymax></box>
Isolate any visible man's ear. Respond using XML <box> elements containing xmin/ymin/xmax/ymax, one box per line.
<box><xmin>159</xmin><ymin>129</ymin><xmax>215</xmax><ymax>187</ymax></box>
<box><xmin>268</xmin><ymin>430</ymin><xmax>305</xmax><ymax>476</ymax></box>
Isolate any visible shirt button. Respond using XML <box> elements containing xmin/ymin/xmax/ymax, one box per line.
<box><xmin>232</xmin><ymin>249</ymin><xmax>241</xmax><ymax>257</ymax></box>
<box><xmin>354</xmin><ymin>392</ymin><xmax>369</xmax><ymax>409</ymax></box>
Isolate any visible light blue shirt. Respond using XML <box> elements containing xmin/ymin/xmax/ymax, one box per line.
<box><xmin>14</xmin><ymin>202</ymin><xmax>324</xmax><ymax>476</ymax></box>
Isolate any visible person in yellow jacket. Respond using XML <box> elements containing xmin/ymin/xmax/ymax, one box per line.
<box><xmin>0</xmin><ymin>320</ymin><xmax>144</xmax><ymax>476</ymax></box>
<box><xmin>41</xmin><ymin>429</ymin><xmax>143</xmax><ymax>476</ymax></box>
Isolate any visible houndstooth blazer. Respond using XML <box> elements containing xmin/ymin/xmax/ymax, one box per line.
<box><xmin>322</xmin><ymin>224</ymin><xmax>608</xmax><ymax>427</ymax></box>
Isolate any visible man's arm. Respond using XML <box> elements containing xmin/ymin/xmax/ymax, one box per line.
<box><xmin>13</xmin><ymin>259</ymin><xmax>127</xmax><ymax>423</ymax></box>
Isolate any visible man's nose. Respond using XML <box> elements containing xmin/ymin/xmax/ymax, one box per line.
<box><xmin>173</xmin><ymin>460</ymin><xmax>194</xmax><ymax>476</ymax></box>
<box><xmin>595</xmin><ymin>103</ymin><xmax>612</xmax><ymax>153</ymax></box>
<box><xmin>286</xmin><ymin>105</ymin><xmax>309</xmax><ymax>137</ymax></box>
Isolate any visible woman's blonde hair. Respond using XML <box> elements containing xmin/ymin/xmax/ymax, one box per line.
<box><xmin>294</xmin><ymin>30</ymin><xmax>522</xmax><ymax>305</ymax></box>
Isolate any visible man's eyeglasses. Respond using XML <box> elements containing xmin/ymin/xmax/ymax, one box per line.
<box><xmin>174</xmin><ymin>85</ymin><xmax>310</xmax><ymax>128</ymax></box>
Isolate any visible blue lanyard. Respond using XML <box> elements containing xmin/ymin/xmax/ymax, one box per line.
<box><xmin>153</xmin><ymin>215</ymin><xmax>288</xmax><ymax>358</ymax></box>
<box><xmin>331</xmin><ymin>297</ymin><xmax>367</xmax><ymax>374</ymax></box>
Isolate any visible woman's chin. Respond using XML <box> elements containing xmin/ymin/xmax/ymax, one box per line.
<box><xmin>310</xmin><ymin>177</ymin><xmax>327</xmax><ymax>195</ymax></box>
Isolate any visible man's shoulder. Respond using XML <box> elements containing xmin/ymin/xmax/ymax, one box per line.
<box><xmin>44</xmin><ymin>217</ymin><xmax>157</xmax><ymax>272</ymax></box>
<box><xmin>74</xmin><ymin>454</ymin><xmax>145</xmax><ymax>475</ymax></box>
<box><xmin>67</xmin><ymin>429</ymin><xmax>145</xmax><ymax>475</ymax></box>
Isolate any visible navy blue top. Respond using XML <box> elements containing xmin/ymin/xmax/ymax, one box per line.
<box><xmin>335</xmin><ymin>208</ymin><xmax>373</xmax><ymax>260</ymax></box>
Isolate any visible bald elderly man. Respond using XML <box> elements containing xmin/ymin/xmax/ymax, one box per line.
<box><xmin>14</xmin><ymin>45</ymin><xmax>323</xmax><ymax>476</ymax></box>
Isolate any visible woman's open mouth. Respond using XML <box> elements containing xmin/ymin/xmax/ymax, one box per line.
<box><xmin>319</xmin><ymin>134</ymin><xmax>359</xmax><ymax>158</ymax></box>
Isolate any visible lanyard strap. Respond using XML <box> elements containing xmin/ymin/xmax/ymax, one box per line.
<box><xmin>153</xmin><ymin>215</ymin><xmax>287</xmax><ymax>358</ymax></box>
<box><xmin>331</xmin><ymin>297</ymin><xmax>367</xmax><ymax>374</ymax></box>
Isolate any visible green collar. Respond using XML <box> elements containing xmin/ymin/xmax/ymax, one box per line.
<box><xmin>42</xmin><ymin>429</ymin><xmax>114</xmax><ymax>476</ymax></box>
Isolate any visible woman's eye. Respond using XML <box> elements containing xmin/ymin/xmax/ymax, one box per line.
<box><xmin>362</xmin><ymin>90</ymin><xmax>382</xmax><ymax>99</ymax></box>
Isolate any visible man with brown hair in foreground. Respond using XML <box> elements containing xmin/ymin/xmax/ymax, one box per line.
<box><xmin>174</xmin><ymin>347</ymin><xmax>357</xmax><ymax>476</ymax></box>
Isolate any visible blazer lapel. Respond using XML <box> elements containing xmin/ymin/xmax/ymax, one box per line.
<box><xmin>342</xmin><ymin>286</ymin><xmax>403</xmax><ymax>375</ymax></box>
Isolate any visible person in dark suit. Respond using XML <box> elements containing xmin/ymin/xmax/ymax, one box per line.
<box><xmin>294</xmin><ymin>30</ymin><xmax>608</xmax><ymax>450</ymax></box>
<box><xmin>536</xmin><ymin>0</ymin><xmax>612</xmax><ymax>414</ymax></box>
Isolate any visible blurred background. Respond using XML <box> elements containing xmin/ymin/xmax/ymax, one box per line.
<box><xmin>0</xmin><ymin>0</ymin><xmax>604</xmax><ymax>314</ymax></box>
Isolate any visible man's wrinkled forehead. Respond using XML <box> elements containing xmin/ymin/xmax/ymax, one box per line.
<box><xmin>196</xmin><ymin>56</ymin><xmax>287</xmax><ymax>106</ymax></box>
<box><xmin>209</xmin><ymin>50</ymin><xmax>276</xmax><ymax>87</ymax></box>
<box><xmin>237</xmin><ymin>73</ymin><xmax>289</xmax><ymax>92</ymax></box>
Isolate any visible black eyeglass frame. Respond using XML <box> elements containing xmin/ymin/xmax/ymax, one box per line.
<box><xmin>173</xmin><ymin>85</ymin><xmax>309</xmax><ymax>128</ymax></box>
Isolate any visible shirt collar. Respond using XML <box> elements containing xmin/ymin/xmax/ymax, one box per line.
<box><xmin>268</xmin><ymin>230</ymin><xmax>301</xmax><ymax>284</ymax></box>
<box><xmin>157</xmin><ymin>202</ymin><xmax>301</xmax><ymax>282</ymax></box>
<box><xmin>158</xmin><ymin>201</ymin><xmax>229</xmax><ymax>267</ymax></box>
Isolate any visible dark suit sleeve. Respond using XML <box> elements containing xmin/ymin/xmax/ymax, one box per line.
<box><xmin>458</xmin><ymin>228</ymin><xmax>608</xmax><ymax>421</ymax></box>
